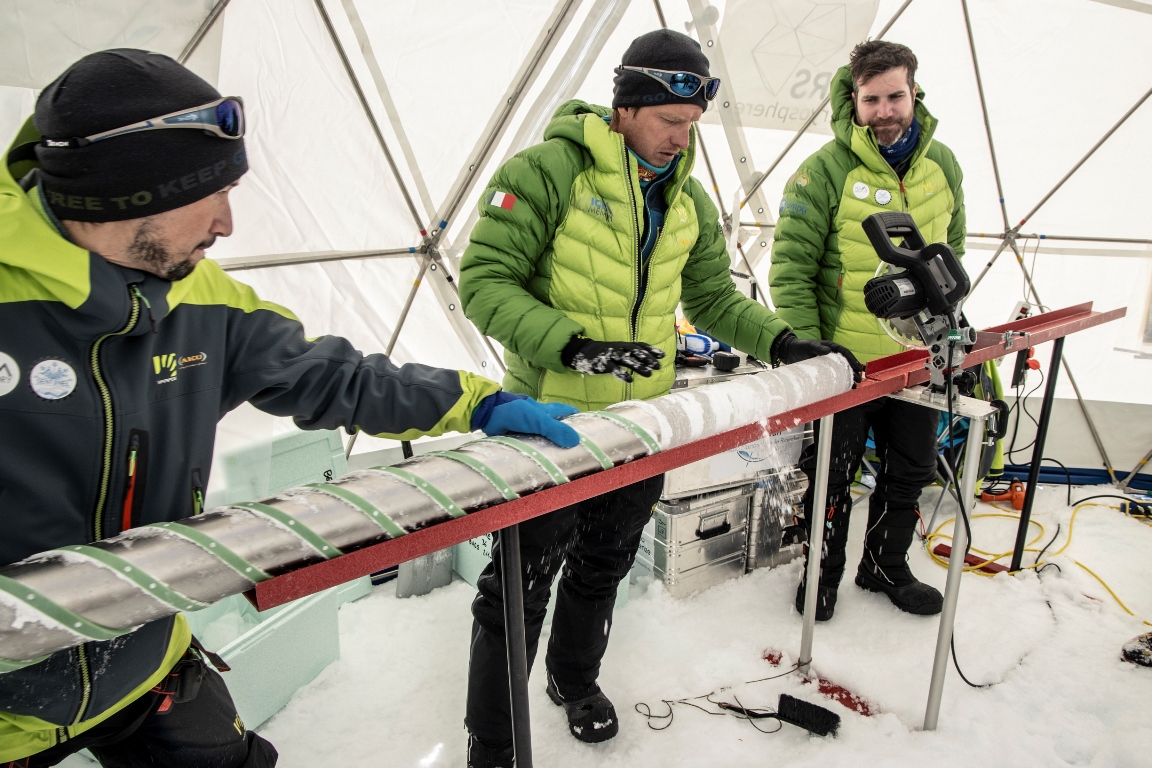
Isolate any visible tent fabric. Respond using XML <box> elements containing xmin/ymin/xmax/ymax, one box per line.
<box><xmin>0</xmin><ymin>0</ymin><xmax>1149</xmax><ymax>478</ymax></box>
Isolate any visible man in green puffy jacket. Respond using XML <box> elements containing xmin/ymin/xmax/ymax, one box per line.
<box><xmin>769</xmin><ymin>41</ymin><xmax>966</xmax><ymax>621</ymax></box>
<box><xmin>459</xmin><ymin>29</ymin><xmax>860</xmax><ymax>766</ymax></box>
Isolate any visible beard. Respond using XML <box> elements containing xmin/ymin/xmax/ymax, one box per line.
<box><xmin>870</xmin><ymin>114</ymin><xmax>914</xmax><ymax>147</ymax></box>
<box><xmin>128</xmin><ymin>221</ymin><xmax>210</xmax><ymax>281</ymax></box>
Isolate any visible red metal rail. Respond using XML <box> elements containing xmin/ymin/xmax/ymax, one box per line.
<box><xmin>250</xmin><ymin>303</ymin><xmax>1125</xmax><ymax>610</ymax></box>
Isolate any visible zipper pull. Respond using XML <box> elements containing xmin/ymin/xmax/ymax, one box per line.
<box><xmin>121</xmin><ymin>434</ymin><xmax>140</xmax><ymax>531</ymax></box>
<box><xmin>132</xmin><ymin>284</ymin><xmax>158</xmax><ymax>334</ymax></box>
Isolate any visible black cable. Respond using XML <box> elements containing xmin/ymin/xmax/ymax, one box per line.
<box><xmin>1038</xmin><ymin>457</ymin><xmax>1073</xmax><ymax>506</ymax></box>
<box><xmin>1034</xmin><ymin>522</ymin><xmax>1061</xmax><ymax>566</ymax></box>
<box><xmin>1006</xmin><ymin>370</ymin><xmax>1045</xmax><ymax>464</ymax></box>
<box><xmin>950</xmin><ymin>636</ymin><xmax>992</xmax><ymax>688</ymax></box>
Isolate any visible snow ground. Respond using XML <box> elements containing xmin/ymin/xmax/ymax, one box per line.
<box><xmin>259</xmin><ymin>484</ymin><xmax>1152</xmax><ymax>767</ymax></box>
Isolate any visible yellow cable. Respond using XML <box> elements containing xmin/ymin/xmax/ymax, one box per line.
<box><xmin>925</xmin><ymin>501</ymin><xmax>1150</xmax><ymax>624</ymax></box>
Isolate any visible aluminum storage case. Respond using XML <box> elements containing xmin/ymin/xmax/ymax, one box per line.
<box><xmin>652</xmin><ymin>484</ymin><xmax>754</xmax><ymax>547</ymax></box>
<box><xmin>634</xmin><ymin>484</ymin><xmax>753</xmax><ymax>598</ymax></box>
<box><xmin>635</xmin><ymin>549</ymin><xmax>747</xmax><ymax>598</ymax></box>
<box><xmin>746</xmin><ymin>466</ymin><xmax>808</xmax><ymax>571</ymax></box>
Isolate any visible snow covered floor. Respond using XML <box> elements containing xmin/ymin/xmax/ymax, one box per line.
<box><xmin>259</xmin><ymin>485</ymin><xmax>1152</xmax><ymax>767</ymax></box>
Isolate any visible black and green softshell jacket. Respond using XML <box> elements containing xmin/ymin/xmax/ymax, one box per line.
<box><xmin>0</xmin><ymin>119</ymin><xmax>498</xmax><ymax>760</ymax></box>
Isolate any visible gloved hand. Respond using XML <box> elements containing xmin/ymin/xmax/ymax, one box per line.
<box><xmin>560</xmin><ymin>336</ymin><xmax>665</xmax><ymax>383</ymax></box>
<box><xmin>770</xmin><ymin>331</ymin><xmax>865</xmax><ymax>380</ymax></box>
<box><xmin>471</xmin><ymin>392</ymin><xmax>580</xmax><ymax>448</ymax></box>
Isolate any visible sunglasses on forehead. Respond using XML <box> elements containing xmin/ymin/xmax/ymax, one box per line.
<box><xmin>615</xmin><ymin>66</ymin><xmax>721</xmax><ymax>101</ymax></box>
<box><xmin>41</xmin><ymin>96</ymin><xmax>245</xmax><ymax>149</ymax></box>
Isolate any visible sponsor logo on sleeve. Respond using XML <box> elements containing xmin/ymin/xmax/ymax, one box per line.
<box><xmin>154</xmin><ymin>352</ymin><xmax>209</xmax><ymax>384</ymax></box>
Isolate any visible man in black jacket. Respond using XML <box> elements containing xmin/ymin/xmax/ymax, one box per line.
<box><xmin>0</xmin><ymin>49</ymin><xmax>578</xmax><ymax>767</ymax></box>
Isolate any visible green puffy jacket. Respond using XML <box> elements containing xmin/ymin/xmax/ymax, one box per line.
<box><xmin>768</xmin><ymin>66</ymin><xmax>965</xmax><ymax>363</ymax></box>
<box><xmin>461</xmin><ymin>100</ymin><xmax>790</xmax><ymax>411</ymax></box>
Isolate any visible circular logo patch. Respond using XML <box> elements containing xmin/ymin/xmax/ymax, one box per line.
<box><xmin>30</xmin><ymin>359</ymin><xmax>77</xmax><ymax>400</ymax></box>
<box><xmin>875</xmin><ymin>189</ymin><xmax>892</xmax><ymax>205</ymax></box>
<box><xmin>853</xmin><ymin>182</ymin><xmax>870</xmax><ymax>199</ymax></box>
<box><xmin>0</xmin><ymin>352</ymin><xmax>19</xmax><ymax>397</ymax></box>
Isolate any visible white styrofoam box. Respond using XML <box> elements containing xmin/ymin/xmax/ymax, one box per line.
<box><xmin>661</xmin><ymin>425</ymin><xmax>808</xmax><ymax>499</ymax></box>
<box><xmin>183</xmin><ymin>588</ymin><xmax>340</xmax><ymax>729</ymax></box>
<box><xmin>453</xmin><ymin>533</ymin><xmax>628</xmax><ymax>621</ymax></box>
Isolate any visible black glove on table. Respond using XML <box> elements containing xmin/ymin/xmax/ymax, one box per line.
<box><xmin>561</xmin><ymin>336</ymin><xmax>665</xmax><ymax>383</ymax></box>
<box><xmin>770</xmin><ymin>331</ymin><xmax>865</xmax><ymax>380</ymax></box>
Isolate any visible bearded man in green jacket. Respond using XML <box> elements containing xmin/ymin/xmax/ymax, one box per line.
<box><xmin>459</xmin><ymin>29</ymin><xmax>861</xmax><ymax>766</ymax></box>
<box><xmin>769</xmin><ymin>41</ymin><xmax>966</xmax><ymax>622</ymax></box>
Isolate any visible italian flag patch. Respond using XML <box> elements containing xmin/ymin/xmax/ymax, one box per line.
<box><xmin>487</xmin><ymin>190</ymin><xmax>517</xmax><ymax>210</ymax></box>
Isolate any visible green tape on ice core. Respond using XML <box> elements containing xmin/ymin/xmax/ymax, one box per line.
<box><xmin>481</xmin><ymin>436</ymin><xmax>569</xmax><ymax>486</ymax></box>
<box><xmin>0</xmin><ymin>573</ymin><xmax>122</xmax><ymax>642</ymax></box>
<box><xmin>151</xmin><ymin>522</ymin><xmax>270</xmax><ymax>582</ymax></box>
<box><xmin>426</xmin><ymin>451</ymin><xmax>519</xmax><ymax>501</ymax></box>
<box><xmin>579</xmin><ymin>434</ymin><xmax>613</xmax><ymax>470</ymax></box>
<box><xmin>232</xmin><ymin>502</ymin><xmax>344</xmax><ymax>559</ymax></box>
<box><xmin>67</xmin><ymin>545</ymin><xmax>209</xmax><ymax>612</ymax></box>
<box><xmin>0</xmin><ymin>653</ymin><xmax>48</xmax><ymax>673</ymax></box>
<box><xmin>306</xmin><ymin>483</ymin><xmax>407</xmax><ymax>538</ymax></box>
<box><xmin>377</xmin><ymin>466</ymin><xmax>466</xmax><ymax>519</ymax></box>
<box><xmin>588</xmin><ymin>412</ymin><xmax>661</xmax><ymax>455</ymax></box>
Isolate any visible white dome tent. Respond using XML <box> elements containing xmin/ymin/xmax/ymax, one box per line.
<box><xmin>2</xmin><ymin>0</ymin><xmax>1151</xmax><ymax>765</ymax></box>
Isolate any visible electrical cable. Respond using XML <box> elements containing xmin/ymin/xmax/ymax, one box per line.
<box><xmin>634</xmin><ymin>663</ymin><xmax>799</xmax><ymax>733</ymax></box>
<box><xmin>924</xmin><ymin>502</ymin><xmax>1152</xmax><ymax>627</ymax></box>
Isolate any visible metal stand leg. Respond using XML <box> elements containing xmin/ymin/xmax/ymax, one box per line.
<box><xmin>1010</xmin><ymin>337</ymin><xmax>1064</xmax><ymax>572</ymax></box>
<box><xmin>924</xmin><ymin>416</ymin><xmax>987</xmax><ymax>730</ymax></box>
<box><xmin>798</xmin><ymin>414</ymin><xmax>835</xmax><ymax>675</ymax></box>
<box><xmin>497</xmin><ymin>525</ymin><xmax>533</xmax><ymax>768</ymax></box>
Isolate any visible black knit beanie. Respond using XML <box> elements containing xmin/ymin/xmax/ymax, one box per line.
<box><xmin>612</xmin><ymin>29</ymin><xmax>712</xmax><ymax>111</ymax></box>
<box><xmin>34</xmin><ymin>49</ymin><xmax>247</xmax><ymax>223</ymax></box>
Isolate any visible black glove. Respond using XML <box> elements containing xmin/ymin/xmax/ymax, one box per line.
<box><xmin>560</xmin><ymin>336</ymin><xmax>665</xmax><ymax>383</ymax></box>
<box><xmin>770</xmin><ymin>331</ymin><xmax>865</xmax><ymax>380</ymax></box>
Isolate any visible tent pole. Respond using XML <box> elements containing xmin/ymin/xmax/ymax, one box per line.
<box><xmin>1002</xmin><ymin>238</ymin><xmax>1119</xmax><ymax>483</ymax></box>
<box><xmin>345</xmin><ymin>255</ymin><xmax>433</xmax><ymax>459</ymax></box>
<box><xmin>739</xmin><ymin>0</ymin><xmax>918</xmax><ymax>209</ymax></box>
<box><xmin>178</xmin><ymin>0</ymin><xmax>232</xmax><ymax>64</ymax></box>
<box><xmin>1012</xmin><ymin>85</ymin><xmax>1151</xmax><ymax>231</ymax></box>
<box><xmin>445</xmin><ymin>0</ymin><xmax>631</xmax><ymax>270</ymax></box>
<box><xmin>337</xmin><ymin>0</ymin><xmax>439</xmax><ymax>220</ymax></box>
<box><xmin>959</xmin><ymin>0</ymin><xmax>1011</xmax><ymax>232</ymax></box>
<box><xmin>314</xmin><ymin>0</ymin><xmax>431</xmax><ymax>239</ymax></box>
<box><xmin>966</xmin><ymin>236</ymin><xmax>1011</xmax><ymax>296</ymax></box>
<box><xmin>432</xmin><ymin>0</ymin><xmax>582</xmax><ymax>240</ymax></box>
<box><xmin>316</xmin><ymin>0</ymin><xmax>505</xmax><ymax>375</ymax></box>
<box><xmin>220</xmin><ymin>247</ymin><xmax>420</xmax><ymax>271</ymax></box>
<box><xmin>650</xmin><ymin>0</ymin><xmax>667</xmax><ymax>28</ymax></box>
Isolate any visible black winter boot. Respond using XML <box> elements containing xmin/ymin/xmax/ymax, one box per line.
<box><xmin>794</xmin><ymin>496</ymin><xmax>851</xmax><ymax>621</ymax></box>
<box><xmin>546</xmin><ymin>674</ymin><xmax>618</xmax><ymax>743</ymax></box>
<box><xmin>467</xmin><ymin>733</ymin><xmax>515</xmax><ymax>768</ymax></box>
<box><xmin>856</xmin><ymin>500</ymin><xmax>942</xmax><ymax>615</ymax></box>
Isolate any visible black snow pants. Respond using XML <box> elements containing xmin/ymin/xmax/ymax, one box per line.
<box><xmin>9</xmin><ymin>649</ymin><xmax>277</xmax><ymax>768</ymax></box>
<box><xmin>464</xmin><ymin>474</ymin><xmax>663</xmax><ymax>744</ymax></box>
<box><xmin>798</xmin><ymin>397</ymin><xmax>939</xmax><ymax>586</ymax></box>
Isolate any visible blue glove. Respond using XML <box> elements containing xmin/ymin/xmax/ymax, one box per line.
<box><xmin>471</xmin><ymin>392</ymin><xmax>580</xmax><ymax>448</ymax></box>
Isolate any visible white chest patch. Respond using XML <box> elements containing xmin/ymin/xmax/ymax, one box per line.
<box><xmin>30</xmin><ymin>359</ymin><xmax>77</xmax><ymax>400</ymax></box>
<box><xmin>0</xmin><ymin>351</ymin><xmax>19</xmax><ymax>397</ymax></box>
<box><xmin>875</xmin><ymin>189</ymin><xmax>892</xmax><ymax>205</ymax></box>
<box><xmin>852</xmin><ymin>181</ymin><xmax>870</xmax><ymax>200</ymax></box>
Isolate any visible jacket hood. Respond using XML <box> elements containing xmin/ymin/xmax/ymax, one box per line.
<box><xmin>1</xmin><ymin>117</ymin><xmax>92</xmax><ymax>309</ymax></box>
<box><xmin>828</xmin><ymin>65</ymin><xmax>938</xmax><ymax>171</ymax></box>
<box><xmin>543</xmin><ymin>99</ymin><xmax>612</xmax><ymax>147</ymax></box>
